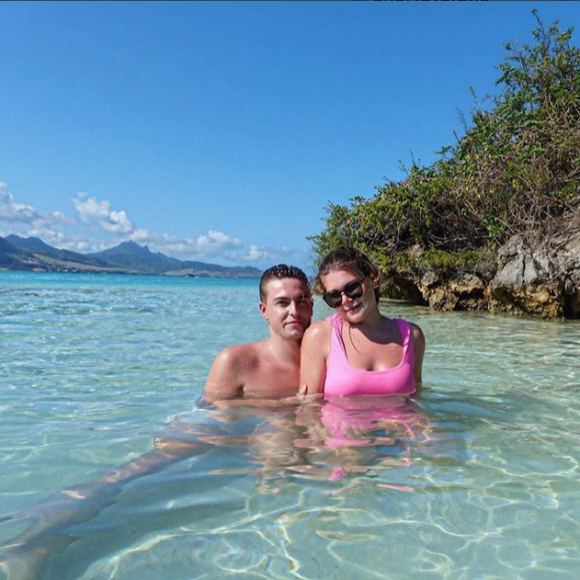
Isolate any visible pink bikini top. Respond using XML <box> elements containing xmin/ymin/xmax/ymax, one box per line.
<box><xmin>323</xmin><ymin>313</ymin><xmax>416</xmax><ymax>397</ymax></box>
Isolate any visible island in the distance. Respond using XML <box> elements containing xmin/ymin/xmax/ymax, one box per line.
<box><xmin>0</xmin><ymin>235</ymin><xmax>262</xmax><ymax>278</ymax></box>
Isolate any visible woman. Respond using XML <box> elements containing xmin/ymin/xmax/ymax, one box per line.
<box><xmin>300</xmin><ymin>246</ymin><xmax>425</xmax><ymax>397</ymax></box>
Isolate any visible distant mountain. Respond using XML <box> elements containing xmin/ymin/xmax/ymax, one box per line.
<box><xmin>0</xmin><ymin>235</ymin><xmax>262</xmax><ymax>278</ymax></box>
<box><xmin>0</xmin><ymin>237</ymin><xmax>33</xmax><ymax>269</ymax></box>
<box><xmin>89</xmin><ymin>240</ymin><xmax>261</xmax><ymax>277</ymax></box>
<box><xmin>88</xmin><ymin>241</ymin><xmax>183</xmax><ymax>274</ymax></box>
<box><xmin>1</xmin><ymin>235</ymin><xmax>129</xmax><ymax>273</ymax></box>
<box><xmin>172</xmin><ymin>260</ymin><xmax>264</xmax><ymax>278</ymax></box>
<box><xmin>5</xmin><ymin>235</ymin><xmax>54</xmax><ymax>253</ymax></box>
<box><xmin>6</xmin><ymin>235</ymin><xmax>109</xmax><ymax>268</ymax></box>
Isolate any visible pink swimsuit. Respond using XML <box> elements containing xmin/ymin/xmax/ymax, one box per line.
<box><xmin>323</xmin><ymin>313</ymin><xmax>416</xmax><ymax>397</ymax></box>
<box><xmin>321</xmin><ymin>395</ymin><xmax>423</xmax><ymax>449</ymax></box>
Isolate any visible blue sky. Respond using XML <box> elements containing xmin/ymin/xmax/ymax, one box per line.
<box><xmin>1</xmin><ymin>1</ymin><xmax>579</xmax><ymax>271</ymax></box>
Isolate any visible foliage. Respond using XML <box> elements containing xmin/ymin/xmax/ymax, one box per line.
<box><xmin>309</xmin><ymin>11</ymin><xmax>580</xmax><ymax>272</ymax></box>
<box><xmin>396</xmin><ymin>247</ymin><xmax>497</xmax><ymax>278</ymax></box>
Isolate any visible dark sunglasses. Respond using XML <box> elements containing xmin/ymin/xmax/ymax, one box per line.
<box><xmin>322</xmin><ymin>279</ymin><xmax>364</xmax><ymax>308</ymax></box>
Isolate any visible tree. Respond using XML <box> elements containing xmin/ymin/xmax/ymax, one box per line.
<box><xmin>309</xmin><ymin>11</ymin><xmax>580</xmax><ymax>270</ymax></box>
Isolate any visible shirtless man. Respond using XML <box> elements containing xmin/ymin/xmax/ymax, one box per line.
<box><xmin>204</xmin><ymin>264</ymin><xmax>313</xmax><ymax>405</ymax></box>
<box><xmin>0</xmin><ymin>265</ymin><xmax>313</xmax><ymax>577</ymax></box>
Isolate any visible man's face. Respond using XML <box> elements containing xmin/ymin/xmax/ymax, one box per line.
<box><xmin>259</xmin><ymin>278</ymin><xmax>312</xmax><ymax>340</ymax></box>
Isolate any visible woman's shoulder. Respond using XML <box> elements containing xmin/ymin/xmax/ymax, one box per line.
<box><xmin>409</xmin><ymin>321</ymin><xmax>424</xmax><ymax>338</ymax></box>
<box><xmin>395</xmin><ymin>317</ymin><xmax>423</xmax><ymax>334</ymax></box>
<box><xmin>303</xmin><ymin>318</ymin><xmax>333</xmax><ymax>341</ymax></box>
<box><xmin>406</xmin><ymin>321</ymin><xmax>426</xmax><ymax>352</ymax></box>
<box><xmin>393</xmin><ymin>318</ymin><xmax>425</xmax><ymax>348</ymax></box>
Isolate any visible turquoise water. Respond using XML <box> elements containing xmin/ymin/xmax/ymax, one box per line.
<box><xmin>1</xmin><ymin>271</ymin><xmax>580</xmax><ymax>579</ymax></box>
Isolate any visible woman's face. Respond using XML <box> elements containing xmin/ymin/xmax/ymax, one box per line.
<box><xmin>320</xmin><ymin>269</ymin><xmax>376</xmax><ymax>323</ymax></box>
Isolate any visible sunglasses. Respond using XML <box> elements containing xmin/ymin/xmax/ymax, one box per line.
<box><xmin>322</xmin><ymin>279</ymin><xmax>364</xmax><ymax>308</ymax></box>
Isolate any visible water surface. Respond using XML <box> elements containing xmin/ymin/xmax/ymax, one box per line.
<box><xmin>1</xmin><ymin>271</ymin><xmax>579</xmax><ymax>579</ymax></box>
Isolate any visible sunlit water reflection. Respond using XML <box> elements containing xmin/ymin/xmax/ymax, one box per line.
<box><xmin>0</xmin><ymin>272</ymin><xmax>579</xmax><ymax>579</ymax></box>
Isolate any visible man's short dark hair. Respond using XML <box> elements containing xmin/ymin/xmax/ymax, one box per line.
<box><xmin>259</xmin><ymin>264</ymin><xmax>312</xmax><ymax>301</ymax></box>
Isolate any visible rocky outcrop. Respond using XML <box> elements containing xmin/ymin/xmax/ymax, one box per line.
<box><xmin>386</xmin><ymin>234</ymin><xmax>580</xmax><ymax>320</ymax></box>
<box><xmin>489</xmin><ymin>234</ymin><xmax>580</xmax><ymax>319</ymax></box>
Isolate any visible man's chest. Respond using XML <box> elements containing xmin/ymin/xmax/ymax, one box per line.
<box><xmin>243</xmin><ymin>363</ymin><xmax>299</xmax><ymax>399</ymax></box>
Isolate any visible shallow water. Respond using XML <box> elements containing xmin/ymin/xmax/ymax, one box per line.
<box><xmin>1</xmin><ymin>271</ymin><xmax>579</xmax><ymax>579</ymax></box>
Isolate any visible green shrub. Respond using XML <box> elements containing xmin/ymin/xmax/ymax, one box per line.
<box><xmin>309</xmin><ymin>11</ymin><xmax>580</xmax><ymax>269</ymax></box>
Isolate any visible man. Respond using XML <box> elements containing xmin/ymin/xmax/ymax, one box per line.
<box><xmin>0</xmin><ymin>265</ymin><xmax>314</xmax><ymax>575</ymax></box>
<box><xmin>204</xmin><ymin>264</ymin><xmax>313</xmax><ymax>405</ymax></box>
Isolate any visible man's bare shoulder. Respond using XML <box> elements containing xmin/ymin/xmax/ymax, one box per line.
<box><xmin>212</xmin><ymin>341</ymin><xmax>263</xmax><ymax>371</ymax></box>
<box><xmin>204</xmin><ymin>341</ymin><xmax>266</xmax><ymax>402</ymax></box>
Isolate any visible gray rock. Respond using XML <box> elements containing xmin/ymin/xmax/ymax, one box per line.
<box><xmin>388</xmin><ymin>232</ymin><xmax>580</xmax><ymax>319</ymax></box>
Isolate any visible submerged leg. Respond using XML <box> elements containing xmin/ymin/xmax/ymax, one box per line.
<box><xmin>0</xmin><ymin>431</ymin><xmax>213</xmax><ymax>580</ymax></box>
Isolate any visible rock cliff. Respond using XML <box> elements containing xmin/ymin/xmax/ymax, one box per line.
<box><xmin>385</xmin><ymin>234</ymin><xmax>580</xmax><ymax>320</ymax></box>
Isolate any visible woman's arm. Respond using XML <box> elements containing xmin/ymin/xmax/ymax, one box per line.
<box><xmin>411</xmin><ymin>323</ymin><xmax>426</xmax><ymax>384</ymax></box>
<box><xmin>300</xmin><ymin>321</ymin><xmax>331</xmax><ymax>395</ymax></box>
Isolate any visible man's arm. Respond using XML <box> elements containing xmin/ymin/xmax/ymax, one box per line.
<box><xmin>212</xmin><ymin>397</ymin><xmax>298</xmax><ymax>408</ymax></box>
<box><xmin>204</xmin><ymin>343</ymin><xmax>314</xmax><ymax>409</ymax></box>
<box><xmin>203</xmin><ymin>346</ymin><xmax>246</xmax><ymax>403</ymax></box>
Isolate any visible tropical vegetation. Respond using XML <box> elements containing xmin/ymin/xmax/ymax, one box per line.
<box><xmin>309</xmin><ymin>11</ymin><xmax>580</xmax><ymax>285</ymax></box>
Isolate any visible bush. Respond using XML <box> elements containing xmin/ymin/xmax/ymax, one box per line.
<box><xmin>309</xmin><ymin>11</ymin><xmax>580</xmax><ymax>271</ymax></box>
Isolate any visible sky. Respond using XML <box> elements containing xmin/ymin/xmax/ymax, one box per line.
<box><xmin>1</xmin><ymin>1</ymin><xmax>579</xmax><ymax>272</ymax></box>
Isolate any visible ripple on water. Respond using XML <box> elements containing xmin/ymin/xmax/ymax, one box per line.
<box><xmin>0</xmin><ymin>274</ymin><xmax>580</xmax><ymax>578</ymax></box>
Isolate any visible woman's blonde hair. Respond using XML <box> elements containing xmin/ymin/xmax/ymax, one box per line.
<box><xmin>314</xmin><ymin>246</ymin><xmax>381</xmax><ymax>300</ymax></box>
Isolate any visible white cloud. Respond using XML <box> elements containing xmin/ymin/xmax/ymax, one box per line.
<box><xmin>26</xmin><ymin>227</ymin><xmax>67</xmax><ymax>245</ymax></box>
<box><xmin>69</xmin><ymin>240</ymin><xmax>92</xmax><ymax>253</ymax></box>
<box><xmin>0</xmin><ymin>181</ymin><xmax>41</xmax><ymax>224</ymax></box>
<box><xmin>48</xmin><ymin>210</ymin><xmax>71</xmax><ymax>224</ymax></box>
<box><xmin>243</xmin><ymin>244</ymin><xmax>270</xmax><ymax>261</ymax></box>
<box><xmin>194</xmin><ymin>230</ymin><xmax>243</xmax><ymax>256</ymax></box>
<box><xmin>72</xmin><ymin>193</ymin><xmax>134</xmax><ymax>234</ymax></box>
<box><xmin>0</xmin><ymin>179</ymin><xmax>307</xmax><ymax>269</ymax></box>
<box><xmin>237</xmin><ymin>244</ymin><xmax>308</xmax><ymax>268</ymax></box>
<box><xmin>125</xmin><ymin>228</ymin><xmax>243</xmax><ymax>260</ymax></box>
